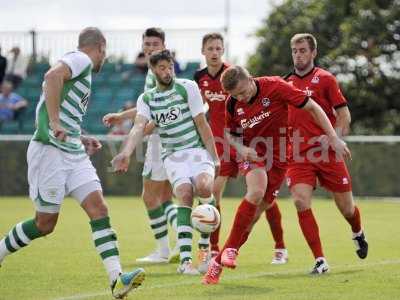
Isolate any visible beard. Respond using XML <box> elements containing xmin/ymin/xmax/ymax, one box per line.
<box><xmin>158</xmin><ymin>75</ymin><xmax>173</xmax><ymax>86</ymax></box>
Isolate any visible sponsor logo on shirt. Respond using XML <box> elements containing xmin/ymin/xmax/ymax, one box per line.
<box><xmin>311</xmin><ymin>76</ymin><xmax>320</xmax><ymax>84</ymax></box>
<box><xmin>204</xmin><ymin>90</ymin><xmax>226</xmax><ymax>102</ymax></box>
<box><xmin>202</xmin><ymin>80</ymin><xmax>209</xmax><ymax>87</ymax></box>
<box><xmin>240</xmin><ymin>111</ymin><xmax>271</xmax><ymax>129</ymax></box>
<box><xmin>342</xmin><ymin>177</ymin><xmax>349</xmax><ymax>185</ymax></box>
<box><xmin>237</xmin><ymin>108</ymin><xmax>245</xmax><ymax>115</ymax></box>
<box><xmin>154</xmin><ymin>106</ymin><xmax>181</xmax><ymax>125</ymax></box>
<box><xmin>304</xmin><ymin>87</ymin><xmax>313</xmax><ymax>97</ymax></box>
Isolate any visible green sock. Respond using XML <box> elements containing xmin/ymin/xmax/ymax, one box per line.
<box><xmin>177</xmin><ymin>206</ymin><xmax>193</xmax><ymax>263</ymax></box>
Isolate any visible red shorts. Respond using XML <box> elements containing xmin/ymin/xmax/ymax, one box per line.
<box><xmin>286</xmin><ymin>152</ymin><xmax>352</xmax><ymax>193</ymax></box>
<box><xmin>216</xmin><ymin>143</ymin><xmax>239</xmax><ymax>178</ymax></box>
<box><xmin>238</xmin><ymin>160</ymin><xmax>286</xmax><ymax>204</ymax></box>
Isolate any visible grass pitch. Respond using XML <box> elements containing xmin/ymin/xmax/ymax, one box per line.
<box><xmin>0</xmin><ymin>197</ymin><xmax>399</xmax><ymax>300</ymax></box>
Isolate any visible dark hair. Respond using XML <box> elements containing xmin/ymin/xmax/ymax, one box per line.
<box><xmin>202</xmin><ymin>32</ymin><xmax>224</xmax><ymax>48</ymax></box>
<box><xmin>142</xmin><ymin>27</ymin><xmax>165</xmax><ymax>43</ymax></box>
<box><xmin>78</xmin><ymin>27</ymin><xmax>106</xmax><ymax>48</ymax></box>
<box><xmin>149</xmin><ymin>49</ymin><xmax>174</xmax><ymax>67</ymax></box>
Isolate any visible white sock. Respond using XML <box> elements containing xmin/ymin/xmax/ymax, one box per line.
<box><xmin>103</xmin><ymin>256</ymin><xmax>122</xmax><ymax>285</ymax></box>
<box><xmin>0</xmin><ymin>238</ymin><xmax>11</xmax><ymax>263</ymax></box>
<box><xmin>157</xmin><ymin>235</ymin><xmax>170</xmax><ymax>257</ymax></box>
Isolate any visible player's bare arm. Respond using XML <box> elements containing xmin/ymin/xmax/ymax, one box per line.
<box><xmin>335</xmin><ymin>106</ymin><xmax>351</xmax><ymax>137</ymax></box>
<box><xmin>193</xmin><ymin>113</ymin><xmax>220</xmax><ymax>170</ymax></box>
<box><xmin>302</xmin><ymin>98</ymin><xmax>351</xmax><ymax>160</ymax></box>
<box><xmin>43</xmin><ymin>62</ymin><xmax>72</xmax><ymax>141</ymax></box>
<box><xmin>103</xmin><ymin>107</ymin><xmax>137</xmax><ymax>127</ymax></box>
<box><xmin>111</xmin><ymin>114</ymin><xmax>148</xmax><ymax>173</ymax></box>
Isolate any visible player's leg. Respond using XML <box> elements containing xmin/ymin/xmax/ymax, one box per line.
<box><xmin>203</xmin><ymin>166</ymin><xmax>267</xmax><ymax>284</ymax></box>
<box><xmin>74</xmin><ymin>184</ymin><xmax>145</xmax><ymax>298</ymax></box>
<box><xmin>209</xmin><ymin>175</ymin><xmax>228</xmax><ymax>255</ymax></box>
<box><xmin>137</xmin><ymin>178</ymin><xmax>170</xmax><ymax>263</ymax></box>
<box><xmin>319</xmin><ymin>158</ymin><xmax>368</xmax><ymax>259</ymax></box>
<box><xmin>193</xmin><ymin>171</ymin><xmax>216</xmax><ymax>274</ymax></box>
<box><xmin>0</xmin><ymin>142</ymin><xmax>63</xmax><ymax>266</ymax></box>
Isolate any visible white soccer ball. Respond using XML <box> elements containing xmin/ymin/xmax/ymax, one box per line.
<box><xmin>191</xmin><ymin>204</ymin><xmax>221</xmax><ymax>234</ymax></box>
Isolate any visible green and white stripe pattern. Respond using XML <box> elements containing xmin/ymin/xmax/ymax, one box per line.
<box><xmin>144</xmin><ymin>69</ymin><xmax>156</xmax><ymax>91</ymax></box>
<box><xmin>197</xmin><ymin>197</ymin><xmax>216</xmax><ymax>249</ymax></box>
<box><xmin>90</xmin><ymin>217</ymin><xmax>120</xmax><ymax>261</ymax></box>
<box><xmin>0</xmin><ymin>219</ymin><xmax>43</xmax><ymax>258</ymax></box>
<box><xmin>163</xmin><ymin>200</ymin><xmax>178</xmax><ymax>231</ymax></box>
<box><xmin>177</xmin><ymin>206</ymin><xmax>193</xmax><ymax>263</ymax></box>
<box><xmin>142</xmin><ymin>79</ymin><xmax>204</xmax><ymax>159</ymax></box>
<box><xmin>148</xmin><ymin>206</ymin><xmax>169</xmax><ymax>241</ymax></box>
<box><xmin>33</xmin><ymin>51</ymin><xmax>92</xmax><ymax>155</ymax></box>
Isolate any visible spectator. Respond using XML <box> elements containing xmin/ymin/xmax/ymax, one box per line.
<box><xmin>5</xmin><ymin>47</ymin><xmax>29</xmax><ymax>88</ymax></box>
<box><xmin>108</xmin><ymin>101</ymin><xmax>135</xmax><ymax>135</ymax></box>
<box><xmin>171</xmin><ymin>50</ymin><xmax>182</xmax><ymax>75</ymax></box>
<box><xmin>0</xmin><ymin>79</ymin><xmax>28</xmax><ymax>127</ymax></box>
<box><xmin>0</xmin><ymin>46</ymin><xmax>6</xmax><ymax>85</ymax></box>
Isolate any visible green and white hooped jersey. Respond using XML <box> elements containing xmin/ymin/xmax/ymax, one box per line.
<box><xmin>32</xmin><ymin>51</ymin><xmax>92</xmax><ymax>155</ymax></box>
<box><xmin>137</xmin><ymin>78</ymin><xmax>205</xmax><ymax>159</ymax></box>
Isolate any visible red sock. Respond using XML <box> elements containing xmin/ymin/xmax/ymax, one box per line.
<box><xmin>298</xmin><ymin>209</ymin><xmax>324</xmax><ymax>259</ymax></box>
<box><xmin>345</xmin><ymin>206</ymin><xmax>362</xmax><ymax>233</ymax></box>
<box><xmin>265</xmin><ymin>202</ymin><xmax>285</xmax><ymax>249</ymax></box>
<box><xmin>238</xmin><ymin>230</ymin><xmax>251</xmax><ymax>248</ymax></box>
<box><xmin>215</xmin><ymin>200</ymin><xmax>257</xmax><ymax>264</ymax></box>
<box><xmin>210</xmin><ymin>205</ymin><xmax>221</xmax><ymax>252</ymax></box>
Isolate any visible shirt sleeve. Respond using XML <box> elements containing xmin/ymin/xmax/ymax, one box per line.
<box><xmin>278</xmin><ymin>79</ymin><xmax>309</xmax><ymax>108</ymax></box>
<box><xmin>225</xmin><ymin>97</ymin><xmax>241</xmax><ymax>136</ymax></box>
<box><xmin>184</xmin><ymin>80</ymin><xmax>205</xmax><ymax>118</ymax></box>
<box><xmin>325</xmin><ymin>75</ymin><xmax>347</xmax><ymax>109</ymax></box>
<box><xmin>136</xmin><ymin>93</ymin><xmax>151</xmax><ymax>121</ymax></box>
<box><xmin>60</xmin><ymin>51</ymin><xmax>92</xmax><ymax>79</ymax></box>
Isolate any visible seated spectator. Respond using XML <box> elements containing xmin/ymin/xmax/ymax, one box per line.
<box><xmin>108</xmin><ymin>101</ymin><xmax>135</xmax><ymax>135</ymax></box>
<box><xmin>5</xmin><ymin>47</ymin><xmax>29</xmax><ymax>89</ymax></box>
<box><xmin>0</xmin><ymin>79</ymin><xmax>28</xmax><ymax>126</ymax></box>
<box><xmin>171</xmin><ymin>50</ymin><xmax>182</xmax><ymax>75</ymax></box>
<box><xmin>0</xmin><ymin>46</ymin><xmax>6</xmax><ymax>85</ymax></box>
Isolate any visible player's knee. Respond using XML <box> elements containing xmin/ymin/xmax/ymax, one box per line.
<box><xmin>246</xmin><ymin>188</ymin><xmax>265</xmax><ymax>204</ymax></box>
<box><xmin>35</xmin><ymin>218</ymin><xmax>57</xmax><ymax>235</ymax></box>
<box><xmin>291</xmin><ymin>191</ymin><xmax>311</xmax><ymax>211</ymax></box>
<box><xmin>195</xmin><ymin>178</ymin><xmax>213</xmax><ymax>198</ymax></box>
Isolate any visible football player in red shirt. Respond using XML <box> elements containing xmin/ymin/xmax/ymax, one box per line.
<box><xmin>202</xmin><ymin>66</ymin><xmax>350</xmax><ymax>284</ymax></box>
<box><xmin>285</xmin><ymin>33</ymin><xmax>368</xmax><ymax>274</ymax></box>
<box><xmin>194</xmin><ymin>33</ymin><xmax>288</xmax><ymax>269</ymax></box>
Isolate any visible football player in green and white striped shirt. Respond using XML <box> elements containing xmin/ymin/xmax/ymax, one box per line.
<box><xmin>0</xmin><ymin>27</ymin><xmax>145</xmax><ymax>299</ymax></box>
<box><xmin>112</xmin><ymin>49</ymin><xmax>220</xmax><ymax>275</ymax></box>
<box><xmin>103</xmin><ymin>28</ymin><xmax>179</xmax><ymax>264</ymax></box>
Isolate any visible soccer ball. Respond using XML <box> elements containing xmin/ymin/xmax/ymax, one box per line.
<box><xmin>191</xmin><ymin>204</ymin><xmax>221</xmax><ymax>234</ymax></box>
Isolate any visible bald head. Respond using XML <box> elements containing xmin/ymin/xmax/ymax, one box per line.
<box><xmin>78</xmin><ymin>27</ymin><xmax>106</xmax><ymax>49</ymax></box>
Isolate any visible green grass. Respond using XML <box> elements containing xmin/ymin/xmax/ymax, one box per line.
<box><xmin>0</xmin><ymin>197</ymin><xmax>399</xmax><ymax>300</ymax></box>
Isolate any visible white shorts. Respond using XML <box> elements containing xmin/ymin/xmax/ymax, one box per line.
<box><xmin>27</xmin><ymin>141</ymin><xmax>102</xmax><ymax>213</ymax></box>
<box><xmin>142</xmin><ymin>134</ymin><xmax>168</xmax><ymax>181</ymax></box>
<box><xmin>164</xmin><ymin>147</ymin><xmax>215</xmax><ymax>192</ymax></box>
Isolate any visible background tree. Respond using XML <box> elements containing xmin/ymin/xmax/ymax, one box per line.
<box><xmin>248</xmin><ymin>0</ymin><xmax>400</xmax><ymax>134</ymax></box>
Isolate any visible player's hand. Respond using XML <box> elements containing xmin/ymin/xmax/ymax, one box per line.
<box><xmin>111</xmin><ymin>151</ymin><xmax>131</xmax><ymax>173</ymax></box>
<box><xmin>50</xmin><ymin>121</ymin><xmax>67</xmax><ymax>142</ymax></box>
<box><xmin>103</xmin><ymin>113</ymin><xmax>123</xmax><ymax>127</ymax></box>
<box><xmin>240</xmin><ymin>146</ymin><xmax>260</xmax><ymax>162</ymax></box>
<box><xmin>329</xmin><ymin>136</ymin><xmax>352</xmax><ymax>160</ymax></box>
<box><xmin>81</xmin><ymin>136</ymin><xmax>102</xmax><ymax>155</ymax></box>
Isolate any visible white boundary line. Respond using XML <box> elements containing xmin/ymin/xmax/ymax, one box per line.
<box><xmin>54</xmin><ymin>259</ymin><xmax>400</xmax><ymax>300</ymax></box>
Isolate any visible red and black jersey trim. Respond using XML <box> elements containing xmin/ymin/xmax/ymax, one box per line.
<box><xmin>193</xmin><ymin>67</ymin><xmax>207</xmax><ymax>84</ymax></box>
<box><xmin>227</xmin><ymin>97</ymin><xmax>237</xmax><ymax>117</ymax></box>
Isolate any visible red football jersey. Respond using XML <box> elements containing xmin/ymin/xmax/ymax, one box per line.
<box><xmin>285</xmin><ymin>67</ymin><xmax>347</xmax><ymax>153</ymax></box>
<box><xmin>225</xmin><ymin>76</ymin><xmax>308</xmax><ymax>167</ymax></box>
<box><xmin>194</xmin><ymin>63</ymin><xmax>230</xmax><ymax>138</ymax></box>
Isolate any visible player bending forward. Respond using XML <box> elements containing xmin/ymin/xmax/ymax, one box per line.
<box><xmin>112</xmin><ymin>49</ymin><xmax>220</xmax><ymax>275</ymax></box>
<box><xmin>0</xmin><ymin>27</ymin><xmax>145</xmax><ymax>299</ymax></box>
<box><xmin>202</xmin><ymin>65</ymin><xmax>350</xmax><ymax>284</ymax></box>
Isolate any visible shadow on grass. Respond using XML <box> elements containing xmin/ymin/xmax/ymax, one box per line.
<box><xmin>203</xmin><ymin>283</ymin><xmax>273</xmax><ymax>297</ymax></box>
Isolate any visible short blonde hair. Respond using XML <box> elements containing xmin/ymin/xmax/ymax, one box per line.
<box><xmin>220</xmin><ymin>66</ymin><xmax>250</xmax><ymax>91</ymax></box>
<box><xmin>290</xmin><ymin>33</ymin><xmax>317</xmax><ymax>51</ymax></box>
